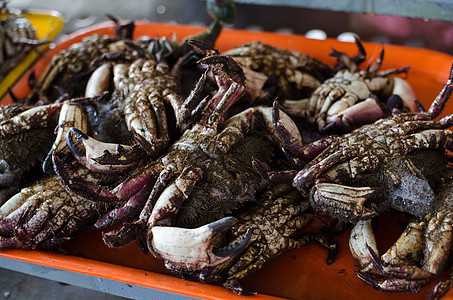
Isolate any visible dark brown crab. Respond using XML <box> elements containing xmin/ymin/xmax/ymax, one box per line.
<box><xmin>69</xmin><ymin>39</ymin><xmax>239</xmax><ymax>173</ymax></box>
<box><xmin>55</xmin><ymin>52</ymin><xmax>306</xmax><ymax>271</ymax></box>
<box><xmin>165</xmin><ymin>183</ymin><xmax>337</xmax><ymax>295</ymax></box>
<box><xmin>290</xmin><ymin>61</ymin><xmax>453</xmax><ymax>223</ymax></box>
<box><xmin>43</xmin><ymin>24</ymin><xmax>225</xmax><ymax>173</ymax></box>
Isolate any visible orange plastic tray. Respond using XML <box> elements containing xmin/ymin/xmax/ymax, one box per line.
<box><xmin>1</xmin><ymin>21</ymin><xmax>453</xmax><ymax>299</ymax></box>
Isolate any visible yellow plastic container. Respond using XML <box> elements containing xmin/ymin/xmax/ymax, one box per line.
<box><xmin>0</xmin><ymin>9</ymin><xmax>64</xmax><ymax>99</ymax></box>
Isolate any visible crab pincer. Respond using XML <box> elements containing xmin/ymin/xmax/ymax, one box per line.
<box><xmin>66</xmin><ymin>127</ymin><xmax>142</xmax><ymax>173</ymax></box>
<box><xmin>150</xmin><ymin>217</ymin><xmax>251</xmax><ymax>270</ymax></box>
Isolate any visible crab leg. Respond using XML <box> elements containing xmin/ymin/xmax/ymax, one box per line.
<box><xmin>197</xmin><ymin>55</ymin><xmax>246</xmax><ymax>126</ymax></box>
<box><xmin>115</xmin><ymin>60</ymin><xmax>171</xmax><ymax>156</ymax></box>
<box><xmin>176</xmin><ymin>70</ymin><xmax>208</xmax><ymax>131</ymax></box>
<box><xmin>147</xmin><ymin>166</ymin><xmax>203</xmax><ymax>227</ymax></box>
<box><xmin>311</xmin><ymin>183</ymin><xmax>378</xmax><ymax>220</ymax></box>
<box><xmin>94</xmin><ymin>181</ymin><xmax>154</xmax><ymax>230</ymax></box>
<box><xmin>0</xmin><ymin>103</ymin><xmax>62</xmax><ymax>138</ymax></box>
<box><xmin>150</xmin><ymin>216</ymin><xmax>251</xmax><ymax>270</ymax></box>
<box><xmin>53</xmin><ymin>151</ymin><xmax>160</xmax><ymax>203</ymax></box>
<box><xmin>216</xmin><ymin>105</ymin><xmax>303</xmax><ymax>157</ymax></box>
<box><xmin>293</xmin><ymin>148</ymin><xmax>380</xmax><ymax>196</ymax></box>
<box><xmin>400</xmin><ymin>129</ymin><xmax>453</xmax><ymax>153</ymax></box>
<box><xmin>426</xmin><ymin>60</ymin><xmax>453</xmax><ymax>118</ymax></box>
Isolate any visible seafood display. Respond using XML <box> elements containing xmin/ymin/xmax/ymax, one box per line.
<box><xmin>1</xmin><ymin>2</ymin><xmax>453</xmax><ymax>299</ymax></box>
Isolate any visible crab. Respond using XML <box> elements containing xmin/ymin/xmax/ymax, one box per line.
<box><xmin>0</xmin><ymin>103</ymin><xmax>63</xmax><ymax>205</ymax></box>
<box><xmin>0</xmin><ymin>2</ymin><xmax>48</xmax><ymax>81</ymax></box>
<box><xmin>349</xmin><ymin>152</ymin><xmax>453</xmax><ymax>295</ymax></box>
<box><xmin>165</xmin><ymin>183</ymin><xmax>338</xmax><ymax>295</ymax></box>
<box><xmin>291</xmin><ymin>60</ymin><xmax>453</xmax><ymax>223</ymax></box>
<box><xmin>24</xmin><ymin>22</ymin><xmax>137</xmax><ymax>105</ymax></box>
<box><xmin>287</xmin><ymin>36</ymin><xmax>418</xmax><ymax>133</ymax></box>
<box><xmin>53</xmin><ymin>50</ymin><xmax>307</xmax><ymax>271</ymax></box>
<box><xmin>222</xmin><ymin>41</ymin><xmax>333</xmax><ymax>105</ymax></box>
<box><xmin>71</xmin><ymin>41</ymin><xmax>239</xmax><ymax>173</ymax></box>
<box><xmin>0</xmin><ymin>163</ymin><xmax>118</xmax><ymax>250</ymax></box>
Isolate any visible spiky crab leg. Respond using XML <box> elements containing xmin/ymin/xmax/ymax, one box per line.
<box><xmin>216</xmin><ymin>104</ymin><xmax>303</xmax><ymax>156</ymax></box>
<box><xmin>150</xmin><ymin>216</ymin><xmax>251</xmax><ymax>270</ymax></box>
<box><xmin>197</xmin><ymin>54</ymin><xmax>246</xmax><ymax>127</ymax></box>
<box><xmin>311</xmin><ymin>183</ymin><xmax>379</xmax><ymax>221</ymax></box>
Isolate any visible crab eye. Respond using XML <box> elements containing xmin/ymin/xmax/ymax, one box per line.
<box><xmin>69</xmin><ymin>61</ymin><xmax>84</xmax><ymax>73</ymax></box>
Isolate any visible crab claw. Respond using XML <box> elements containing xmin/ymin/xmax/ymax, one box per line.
<box><xmin>198</xmin><ymin>54</ymin><xmax>246</xmax><ymax>87</ymax></box>
<box><xmin>66</xmin><ymin>128</ymin><xmax>141</xmax><ymax>173</ymax></box>
<box><xmin>149</xmin><ymin>216</ymin><xmax>251</xmax><ymax>271</ymax></box>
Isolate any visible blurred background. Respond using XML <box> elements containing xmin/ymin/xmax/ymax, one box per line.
<box><xmin>8</xmin><ymin>0</ymin><xmax>453</xmax><ymax>54</ymax></box>
<box><xmin>2</xmin><ymin>0</ymin><xmax>453</xmax><ymax>299</ymax></box>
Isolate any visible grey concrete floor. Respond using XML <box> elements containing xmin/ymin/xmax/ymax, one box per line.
<box><xmin>0</xmin><ymin>268</ymin><xmax>125</xmax><ymax>300</ymax></box>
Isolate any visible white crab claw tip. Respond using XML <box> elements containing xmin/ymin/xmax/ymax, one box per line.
<box><xmin>150</xmin><ymin>217</ymin><xmax>249</xmax><ymax>270</ymax></box>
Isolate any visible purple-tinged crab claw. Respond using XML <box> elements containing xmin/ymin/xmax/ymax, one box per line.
<box><xmin>149</xmin><ymin>216</ymin><xmax>251</xmax><ymax>271</ymax></box>
<box><xmin>321</xmin><ymin>98</ymin><xmax>386</xmax><ymax>133</ymax></box>
<box><xmin>66</xmin><ymin>128</ymin><xmax>141</xmax><ymax>173</ymax></box>
<box><xmin>198</xmin><ymin>54</ymin><xmax>246</xmax><ymax>87</ymax></box>
<box><xmin>355</xmin><ymin>271</ymin><xmax>425</xmax><ymax>293</ymax></box>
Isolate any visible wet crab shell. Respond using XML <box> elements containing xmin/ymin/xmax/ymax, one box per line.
<box><xmin>223</xmin><ymin>41</ymin><xmax>333</xmax><ymax>100</ymax></box>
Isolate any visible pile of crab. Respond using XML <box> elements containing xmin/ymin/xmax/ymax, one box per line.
<box><xmin>1</xmin><ymin>6</ymin><xmax>453</xmax><ymax>299</ymax></box>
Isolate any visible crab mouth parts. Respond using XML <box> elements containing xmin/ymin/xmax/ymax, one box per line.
<box><xmin>150</xmin><ymin>216</ymin><xmax>251</xmax><ymax>271</ymax></box>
